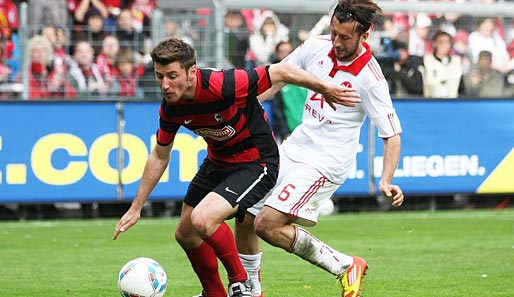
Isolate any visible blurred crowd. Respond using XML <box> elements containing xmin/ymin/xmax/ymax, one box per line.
<box><xmin>1</xmin><ymin>0</ymin><xmax>514</xmax><ymax>102</ymax></box>
<box><xmin>223</xmin><ymin>6</ymin><xmax>514</xmax><ymax>100</ymax></box>
<box><xmin>371</xmin><ymin>10</ymin><xmax>514</xmax><ymax>99</ymax></box>
<box><xmin>1</xmin><ymin>0</ymin><xmax>157</xmax><ymax>100</ymax></box>
<box><xmin>222</xmin><ymin>4</ymin><xmax>514</xmax><ymax>141</ymax></box>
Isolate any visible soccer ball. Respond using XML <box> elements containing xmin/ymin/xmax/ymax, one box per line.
<box><xmin>118</xmin><ymin>257</ymin><xmax>168</xmax><ymax>297</ymax></box>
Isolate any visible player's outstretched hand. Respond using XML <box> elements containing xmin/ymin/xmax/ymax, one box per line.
<box><xmin>380</xmin><ymin>183</ymin><xmax>404</xmax><ymax>207</ymax></box>
<box><xmin>113</xmin><ymin>208</ymin><xmax>141</xmax><ymax>240</ymax></box>
<box><xmin>323</xmin><ymin>83</ymin><xmax>361</xmax><ymax>110</ymax></box>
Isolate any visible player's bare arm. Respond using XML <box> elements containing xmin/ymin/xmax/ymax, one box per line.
<box><xmin>113</xmin><ymin>142</ymin><xmax>173</xmax><ymax>239</ymax></box>
<box><xmin>379</xmin><ymin>134</ymin><xmax>404</xmax><ymax>207</ymax></box>
<box><xmin>267</xmin><ymin>63</ymin><xmax>361</xmax><ymax>110</ymax></box>
<box><xmin>258</xmin><ymin>82</ymin><xmax>285</xmax><ymax>102</ymax></box>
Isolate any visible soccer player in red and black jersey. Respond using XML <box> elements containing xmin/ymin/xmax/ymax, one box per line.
<box><xmin>113</xmin><ymin>37</ymin><xmax>360</xmax><ymax>297</ymax></box>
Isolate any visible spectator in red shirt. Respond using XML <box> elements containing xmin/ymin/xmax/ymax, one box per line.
<box><xmin>113</xmin><ymin>47</ymin><xmax>144</xmax><ymax>98</ymax></box>
<box><xmin>40</xmin><ymin>25</ymin><xmax>71</xmax><ymax>76</ymax></box>
<box><xmin>102</xmin><ymin>0</ymin><xmax>123</xmax><ymax>32</ymax></box>
<box><xmin>115</xmin><ymin>8</ymin><xmax>145</xmax><ymax>62</ymax></box>
<box><xmin>28</xmin><ymin>34</ymin><xmax>76</xmax><ymax>100</ymax></box>
<box><xmin>94</xmin><ymin>34</ymin><xmax>120</xmax><ymax>85</ymax></box>
<box><xmin>0</xmin><ymin>40</ymin><xmax>14</xmax><ymax>99</ymax></box>
<box><xmin>67</xmin><ymin>40</ymin><xmax>109</xmax><ymax>98</ymax></box>
<box><xmin>0</xmin><ymin>0</ymin><xmax>18</xmax><ymax>80</ymax></box>
<box><xmin>54</xmin><ymin>27</ymin><xmax>72</xmax><ymax>63</ymax></box>
<box><xmin>0</xmin><ymin>40</ymin><xmax>12</xmax><ymax>84</ymax></box>
<box><xmin>129</xmin><ymin>0</ymin><xmax>156</xmax><ymax>37</ymax></box>
<box><xmin>73</xmin><ymin>7</ymin><xmax>109</xmax><ymax>57</ymax></box>
<box><xmin>68</xmin><ymin>0</ymin><xmax>108</xmax><ymax>34</ymax></box>
<box><xmin>0</xmin><ymin>0</ymin><xmax>18</xmax><ymax>39</ymax></box>
<box><xmin>70</xmin><ymin>0</ymin><xmax>108</xmax><ymax>23</ymax></box>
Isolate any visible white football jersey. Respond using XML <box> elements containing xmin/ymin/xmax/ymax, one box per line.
<box><xmin>281</xmin><ymin>35</ymin><xmax>402</xmax><ymax>184</ymax></box>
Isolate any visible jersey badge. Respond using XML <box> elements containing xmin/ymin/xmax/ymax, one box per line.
<box><xmin>194</xmin><ymin>126</ymin><xmax>235</xmax><ymax>141</ymax></box>
<box><xmin>341</xmin><ymin>81</ymin><xmax>352</xmax><ymax>88</ymax></box>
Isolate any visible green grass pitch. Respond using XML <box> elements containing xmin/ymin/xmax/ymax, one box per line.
<box><xmin>1</xmin><ymin>209</ymin><xmax>513</xmax><ymax>296</ymax></box>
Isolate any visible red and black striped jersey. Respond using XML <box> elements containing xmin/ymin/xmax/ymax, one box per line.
<box><xmin>157</xmin><ymin>65</ymin><xmax>279</xmax><ymax>167</ymax></box>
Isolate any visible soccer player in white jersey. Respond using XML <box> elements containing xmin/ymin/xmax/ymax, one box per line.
<box><xmin>249</xmin><ymin>1</ymin><xmax>404</xmax><ymax>296</ymax></box>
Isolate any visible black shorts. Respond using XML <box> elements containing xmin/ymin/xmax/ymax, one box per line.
<box><xmin>184</xmin><ymin>158</ymin><xmax>278</xmax><ymax>221</ymax></box>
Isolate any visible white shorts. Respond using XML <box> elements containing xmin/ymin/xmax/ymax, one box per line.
<box><xmin>247</xmin><ymin>145</ymin><xmax>340</xmax><ymax>226</ymax></box>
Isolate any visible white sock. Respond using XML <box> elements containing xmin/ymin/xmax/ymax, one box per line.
<box><xmin>290</xmin><ymin>226</ymin><xmax>353</xmax><ymax>275</ymax></box>
<box><xmin>239</xmin><ymin>252</ymin><xmax>262</xmax><ymax>296</ymax></box>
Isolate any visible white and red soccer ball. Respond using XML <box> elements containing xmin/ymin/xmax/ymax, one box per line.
<box><xmin>118</xmin><ymin>257</ymin><xmax>168</xmax><ymax>297</ymax></box>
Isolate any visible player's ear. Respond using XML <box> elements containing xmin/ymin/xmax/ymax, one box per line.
<box><xmin>361</xmin><ymin>31</ymin><xmax>370</xmax><ymax>43</ymax></box>
<box><xmin>188</xmin><ymin>64</ymin><xmax>197</xmax><ymax>77</ymax></box>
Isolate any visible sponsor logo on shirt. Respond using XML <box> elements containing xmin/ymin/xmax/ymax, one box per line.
<box><xmin>193</xmin><ymin>126</ymin><xmax>235</xmax><ymax>141</ymax></box>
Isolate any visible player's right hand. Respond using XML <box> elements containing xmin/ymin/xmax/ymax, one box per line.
<box><xmin>380</xmin><ymin>183</ymin><xmax>404</xmax><ymax>207</ymax></box>
<box><xmin>113</xmin><ymin>208</ymin><xmax>141</xmax><ymax>240</ymax></box>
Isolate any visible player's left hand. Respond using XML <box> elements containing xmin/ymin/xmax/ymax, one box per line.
<box><xmin>380</xmin><ymin>183</ymin><xmax>404</xmax><ymax>207</ymax></box>
<box><xmin>323</xmin><ymin>83</ymin><xmax>361</xmax><ymax>110</ymax></box>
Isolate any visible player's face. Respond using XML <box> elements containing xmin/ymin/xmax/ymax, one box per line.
<box><xmin>330</xmin><ymin>17</ymin><xmax>369</xmax><ymax>62</ymax></box>
<box><xmin>154</xmin><ymin>62</ymin><xmax>196</xmax><ymax>103</ymax></box>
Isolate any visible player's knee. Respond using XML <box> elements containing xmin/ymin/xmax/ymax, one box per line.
<box><xmin>174</xmin><ymin>226</ymin><xmax>188</xmax><ymax>245</ymax></box>
<box><xmin>254</xmin><ymin>214</ymin><xmax>271</xmax><ymax>240</ymax></box>
<box><xmin>190</xmin><ymin>216</ymin><xmax>211</xmax><ymax>239</ymax></box>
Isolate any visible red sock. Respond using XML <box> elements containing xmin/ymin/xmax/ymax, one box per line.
<box><xmin>204</xmin><ymin>222</ymin><xmax>247</xmax><ymax>283</ymax></box>
<box><xmin>184</xmin><ymin>241</ymin><xmax>226</xmax><ymax>297</ymax></box>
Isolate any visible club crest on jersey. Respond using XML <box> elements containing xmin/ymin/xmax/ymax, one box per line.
<box><xmin>214</xmin><ymin>113</ymin><xmax>222</xmax><ymax>122</ymax></box>
<box><xmin>194</xmin><ymin>126</ymin><xmax>235</xmax><ymax>141</ymax></box>
<box><xmin>341</xmin><ymin>81</ymin><xmax>352</xmax><ymax>88</ymax></box>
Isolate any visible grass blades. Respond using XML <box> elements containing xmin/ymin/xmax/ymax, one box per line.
<box><xmin>1</xmin><ymin>209</ymin><xmax>513</xmax><ymax>296</ymax></box>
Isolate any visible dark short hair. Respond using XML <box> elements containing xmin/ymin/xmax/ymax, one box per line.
<box><xmin>478</xmin><ymin>50</ymin><xmax>492</xmax><ymax>60</ymax></box>
<box><xmin>432</xmin><ymin>31</ymin><xmax>452</xmax><ymax>43</ymax></box>
<box><xmin>332</xmin><ymin>0</ymin><xmax>382</xmax><ymax>35</ymax></box>
<box><xmin>116</xmin><ymin>48</ymin><xmax>135</xmax><ymax>65</ymax></box>
<box><xmin>393</xmin><ymin>40</ymin><xmax>408</xmax><ymax>51</ymax></box>
<box><xmin>275</xmin><ymin>40</ymin><xmax>292</xmax><ymax>52</ymax></box>
<box><xmin>150</xmin><ymin>38</ymin><xmax>196</xmax><ymax>70</ymax></box>
<box><xmin>85</xmin><ymin>8</ymin><xmax>102</xmax><ymax>21</ymax></box>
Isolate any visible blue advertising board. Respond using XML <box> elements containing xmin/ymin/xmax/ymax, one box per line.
<box><xmin>0</xmin><ymin>102</ymin><xmax>119</xmax><ymax>201</ymax></box>
<box><xmin>0</xmin><ymin>100</ymin><xmax>513</xmax><ymax>203</ymax></box>
<box><xmin>381</xmin><ymin>99</ymin><xmax>514</xmax><ymax>195</ymax></box>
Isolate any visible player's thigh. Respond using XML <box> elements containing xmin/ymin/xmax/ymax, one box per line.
<box><xmin>193</xmin><ymin>191</ymin><xmax>235</xmax><ymax>228</ymax></box>
<box><xmin>264</xmin><ymin>163</ymin><xmax>339</xmax><ymax>226</ymax></box>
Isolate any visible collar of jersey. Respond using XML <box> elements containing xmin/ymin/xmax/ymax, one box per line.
<box><xmin>327</xmin><ymin>42</ymin><xmax>373</xmax><ymax>76</ymax></box>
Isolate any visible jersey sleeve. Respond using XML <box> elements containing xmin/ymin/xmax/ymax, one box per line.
<box><xmin>364</xmin><ymin>81</ymin><xmax>403</xmax><ymax>138</ymax></box>
<box><xmin>156</xmin><ymin>103</ymin><xmax>180</xmax><ymax>146</ymax></box>
<box><xmin>283</xmin><ymin>36</ymin><xmax>326</xmax><ymax>69</ymax></box>
<box><xmin>283</xmin><ymin>42</ymin><xmax>307</xmax><ymax>69</ymax></box>
<box><xmin>232</xmin><ymin>66</ymin><xmax>272</xmax><ymax>99</ymax></box>
<box><xmin>251</xmin><ymin>65</ymin><xmax>272</xmax><ymax>97</ymax></box>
